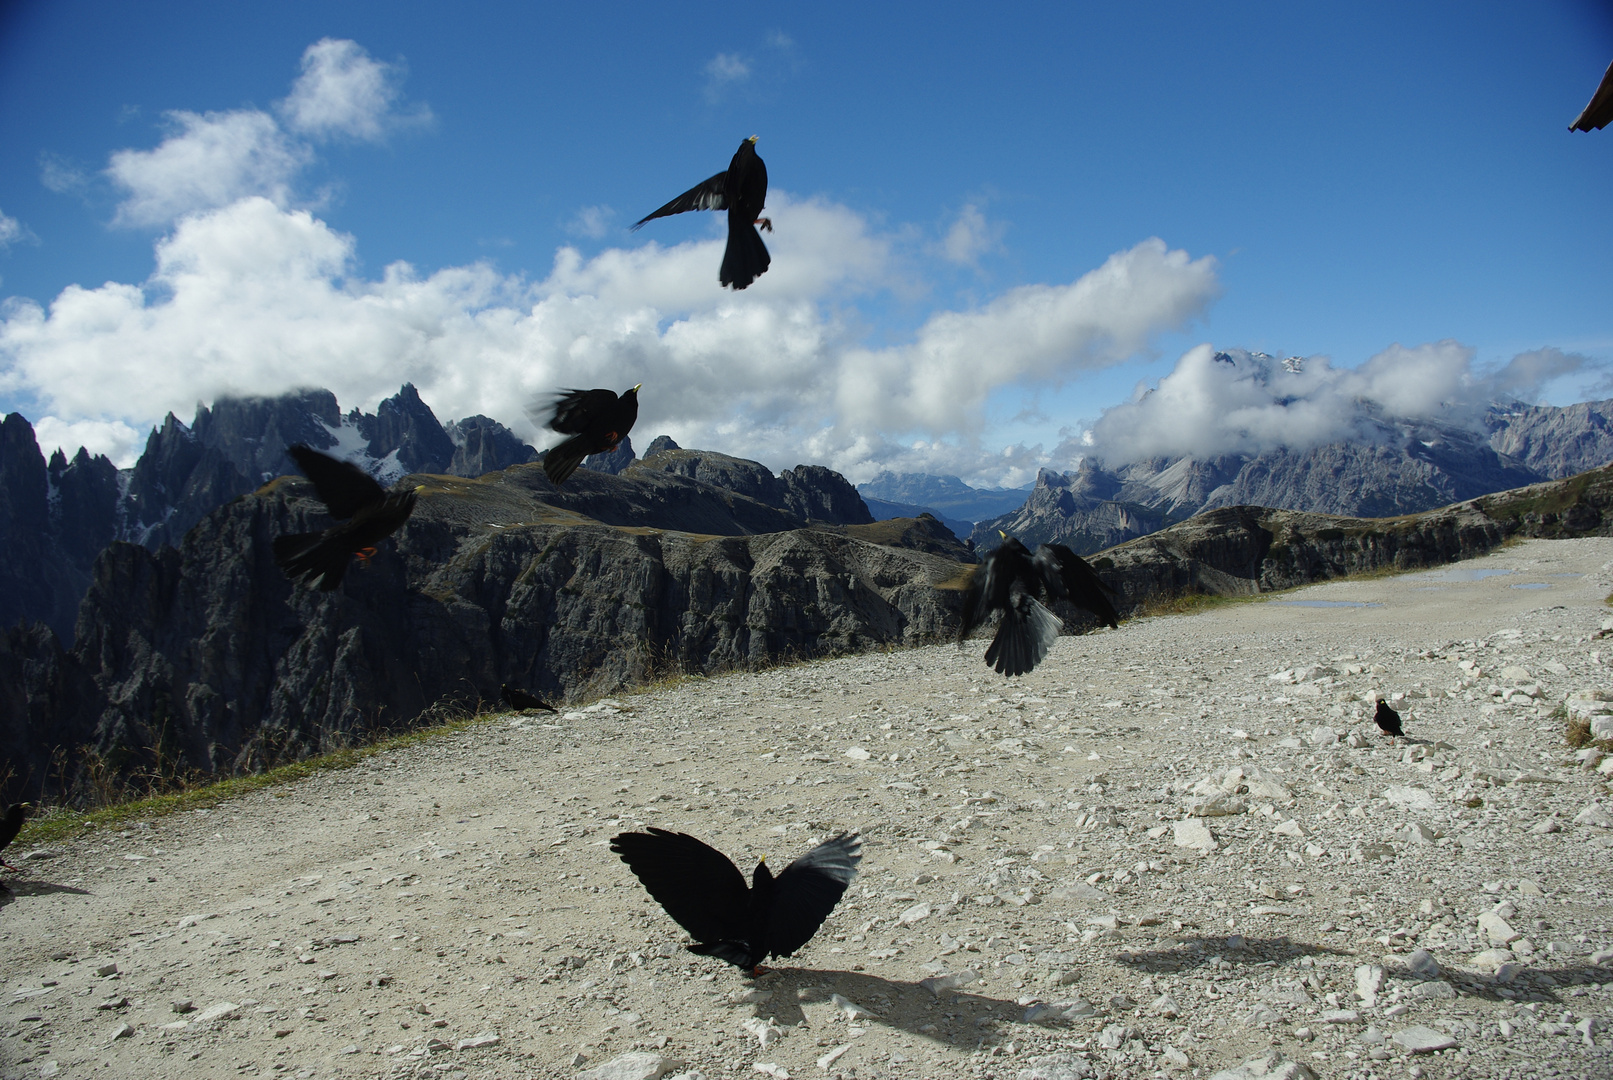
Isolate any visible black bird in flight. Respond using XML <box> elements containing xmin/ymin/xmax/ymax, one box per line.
<box><xmin>632</xmin><ymin>136</ymin><xmax>771</xmax><ymax>290</ymax></box>
<box><xmin>959</xmin><ymin>533</ymin><xmax>1120</xmax><ymax>677</ymax></box>
<box><xmin>501</xmin><ymin>683</ymin><xmax>556</xmax><ymax>713</ymax></box>
<box><xmin>273</xmin><ymin>445</ymin><xmax>420</xmax><ymax>591</ymax></box>
<box><xmin>537</xmin><ymin>385</ymin><xmax>641</xmax><ymax>486</ymax></box>
<box><xmin>1374</xmin><ymin>698</ymin><xmax>1405</xmax><ymax>742</ymax></box>
<box><xmin>0</xmin><ymin>802</ymin><xmax>32</xmax><ymax>875</ymax></box>
<box><xmin>1570</xmin><ymin>59</ymin><xmax>1613</xmax><ymax>132</ymax></box>
<box><xmin>610</xmin><ymin>828</ymin><xmax>861</xmax><ymax>976</ymax></box>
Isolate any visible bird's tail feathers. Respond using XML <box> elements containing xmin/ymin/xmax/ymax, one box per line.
<box><xmin>542</xmin><ymin>437</ymin><xmax>589</xmax><ymax>486</ymax></box>
<box><xmin>983</xmin><ymin>594</ymin><xmax>1061</xmax><ymax>676</ymax></box>
<box><xmin>273</xmin><ymin>533</ymin><xmax>350</xmax><ymax>591</ymax></box>
<box><xmin>721</xmin><ymin>221</ymin><xmax>771</xmax><ymax>290</ymax></box>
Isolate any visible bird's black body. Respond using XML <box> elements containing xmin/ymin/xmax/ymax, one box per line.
<box><xmin>633</xmin><ymin>136</ymin><xmax>771</xmax><ymax>290</ymax></box>
<box><xmin>538</xmin><ymin>386</ymin><xmax>640</xmax><ymax>486</ymax></box>
<box><xmin>1374</xmin><ymin>699</ymin><xmax>1404</xmax><ymax>739</ymax></box>
<box><xmin>1570</xmin><ymin>59</ymin><xmax>1613</xmax><ymax>132</ymax></box>
<box><xmin>272</xmin><ymin>445</ymin><xmax>418</xmax><ymax>591</ymax></box>
<box><xmin>0</xmin><ymin>803</ymin><xmax>31</xmax><ymax>873</ymax></box>
<box><xmin>501</xmin><ymin>684</ymin><xmax>555</xmax><ymax>712</ymax></box>
<box><xmin>959</xmin><ymin>535</ymin><xmax>1120</xmax><ymax>677</ymax></box>
<box><xmin>610</xmin><ymin>828</ymin><xmax>861</xmax><ymax>974</ymax></box>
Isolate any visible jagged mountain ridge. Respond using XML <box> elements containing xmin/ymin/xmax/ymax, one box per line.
<box><xmin>0</xmin><ymin>386</ymin><xmax>874</xmax><ymax>642</ymax></box>
<box><xmin>972</xmin><ymin>400</ymin><xmax>1613</xmax><ymax>553</ymax></box>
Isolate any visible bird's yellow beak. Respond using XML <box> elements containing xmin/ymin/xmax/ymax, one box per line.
<box><xmin>998</xmin><ymin>530</ymin><xmax>1008</xmax><ymax>540</ymax></box>
<box><xmin>748</xmin><ymin>135</ymin><xmax>759</xmax><ymax>143</ymax></box>
<box><xmin>631</xmin><ymin>383</ymin><xmax>642</xmax><ymax>393</ymax></box>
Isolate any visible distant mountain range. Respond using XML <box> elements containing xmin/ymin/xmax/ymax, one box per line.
<box><xmin>849</xmin><ymin>398</ymin><xmax>1613</xmax><ymax>554</ymax></box>
<box><xmin>972</xmin><ymin>399</ymin><xmax>1613</xmax><ymax>552</ymax></box>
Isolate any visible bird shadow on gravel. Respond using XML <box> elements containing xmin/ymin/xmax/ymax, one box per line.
<box><xmin>0</xmin><ymin>879</ymin><xmax>92</xmax><ymax>905</ymax></box>
<box><xmin>1114</xmin><ymin>936</ymin><xmax>1357</xmax><ymax>976</ymax></box>
<box><xmin>750</xmin><ymin>967</ymin><xmax>1028</xmax><ymax>1048</ymax></box>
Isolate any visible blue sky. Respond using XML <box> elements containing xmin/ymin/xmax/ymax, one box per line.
<box><xmin>1</xmin><ymin>1</ymin><xmax>1610</xmax><ymax>484</ymax></box>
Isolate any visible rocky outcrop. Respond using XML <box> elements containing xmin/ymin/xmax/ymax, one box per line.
<box><xmin>351</xmin><ymin>383</ymin><xmax>457</xmax><ymax>476</ymax></box>
<box><xmin>858</xmin><ymin>471</ymin><xmax>1034</xmax><ymax>523</ymax></box>
<box><xmin>632</xmin><ymin>450</ymin><xmax>874</xmax><ymax>525</ymax></box>
<box><xmin>643</xmin><ymin>435</ymin><xmax>681</xmax><ymax>457</ymax></box>
<box><xmin>0</xmin><ymin>458</ymin><xmax>967</xmax><ymax>801</ymax></box>
<box><xmin>445</xmin><ymin>415</ymin><xmax>539</xmax><ymax>477</ymax></box>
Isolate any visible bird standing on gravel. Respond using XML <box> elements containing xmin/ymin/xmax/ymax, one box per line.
<box><xmin>536</xmin><ymin>385</ymin><xmax>641</xmax><ymax>486</ymax></box>
<box><xmin>500</xmin><ymin>684</ymin><xmax>556</xmax><ymax>713</ymax></box>
<box><xmin>959</xmin><ymin>532</ymin><xmax>1120</xmax><ymax>677</ymax></box>
<box><xmin>273</xmin><ymin>445</ymin><xmax>420</xmax><ymax>591</ymax></box>
<box><xmin>610</xmin><ymin>828</ymin><xmax>861</xmax><ymax>976</ymax></box>
<box><xmin>1374</xmin><ymin>698</ymin><xmax>1405</xmax><ymax>742</ymax></box>
<box><xmin>0</xmin><ymin>802</ymin><xmax>32</xmax><ymax>887</ymax></box>
<box><xmin>632</xmin><ymin>136</ymin><xmax>771</xmax><ymax>290</ymax></box>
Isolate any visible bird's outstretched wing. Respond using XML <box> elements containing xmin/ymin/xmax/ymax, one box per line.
<box><xmin>542</xmin><ymin>388</ymin><xmax>621</xmax><ymax>434</ymax></box>
<box><xmin>765</xmin><ymin>832</ymin><xmax>861</xmax><ymax>959</ymax></box>
<box><xmin>958</xmin><ymin>552</ymin><xmax>1009</xmax><ymax>640</ymax></box>
<box><xmin>287</xmin><ymin>445</ymin><xmax>386</xmax><ymax>520</ymax></box>
<box><xmin>1033</xmin><ymin>544</ymin><xmax>1119</xmax><ymax>629</ymax></box>
<box><xmin>631</xmin><ymin>172</ymin><xmax>729</xmax><ymax>230</ymax></box>
<box><xmin>1570</xmin><ymin>59</ymin><xmax>1613</xmax><ymax>132</ymax></box>
<box><xmin>611</xmin><ymin>829</ymin><xmax>751</xmax><ymax>946</ymax></box>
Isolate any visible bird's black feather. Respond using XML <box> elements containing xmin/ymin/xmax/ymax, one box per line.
<box><xmin>533</xmin><ymin>386</ymin><xmax>640</xmax><ymax>486</ymax></box>
<box><xmin>0</xmin><ymin>803</ymin><xmax>31</xmax><ymax>871</ymax></box>
<box><xmin>274</xmin><ymin>446</ymin><xmax>417</xmax><ymax>590</ymax></box>
<box><xmin>500</xmin><ymin>684</ymin><xmax>555</xmax><ymax>712</ymax></box>
<box><xmin>631</xmin><ymin>172</ymin><xmax>729</xmax><ymax>229</ymax></box>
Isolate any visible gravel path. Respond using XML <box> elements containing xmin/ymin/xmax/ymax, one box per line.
<box><xmin>5</xmin><ymin>538</ymin><xmax>1613</xmax><ymax>1080</ymax></box>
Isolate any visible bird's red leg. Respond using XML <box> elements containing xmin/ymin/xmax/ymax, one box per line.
<box><xmin>751</xmin><ymin>964</ymin><xmax>770</xmax><ymax>977</ymax></box>
<box><xmin>756</xmin><ymin>218</ymin><xmax>773</xmax><ymax>232</ymax></box>
<box><xmin>0</xmin><ymin>860</ymin><xmax>20</xmax><ymax>873</ymax></box>
<box><xmin>354</xmin><ymin>546</ymin><xmax>378</xmax><ymax>564</ymax></box>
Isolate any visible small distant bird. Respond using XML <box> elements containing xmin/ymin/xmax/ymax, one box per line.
<box><xmin>610</xmin><ymin>828</ymin><xmax>861</xmax><ymax>976</ymax></box>
<box><xmin>633</xmin><ymin>136</ymin><xmax>771</xmax><ymax>290</ymax></box>
<box><xmin>537</xmin><ymin>386</ymin><xmax>641</xmax><ymax>486</ymax></box>
<box><xmin>501</xmin><ymin>684</ymin><xmax>556</xmax><ymax>713</ymax></box>
<box><xmin>959</xmin><ymin>533</ymin><xmax>1119</xmax><ymax>677</ymax></box>
<box><xmin>1570</xmin><ymin>59</ymin><xmax>1613</xmax><ymax>132</ymax></box>
<box><xmin>0</xmin><ymin>802</ymin><xmax>32</xmax><ymax>873</ymax></box>
<box><xmin>273</xmin><ymin>445</ymin><xmax>419</xmax><ymax>591</ymax></box>
<box><xmin>1374</xmin><ymin>698</ymin><xmax>1405</xmax><ymax>741</ymax></box>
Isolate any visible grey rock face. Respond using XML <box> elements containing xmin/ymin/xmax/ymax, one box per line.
<box><xmin>445</xmin><ymin>415</ymin><xmax>538</xmax><ymax>477</ymax></box>
<box><xmin>583</xmin><ymin>435</ymin><xmax>636</xmax><ymax>475</ymax></box>
<box><xmin>643</xmin><ymin>435</ymin><xmax>681</xmax><ymax>457</ymax></box>
<box><xmin>351</xmin><ymin>383</ymin><xmax>455</xmax><ymax>476</ymax></box>
<box><xmin>1</xmin><ymin>459</ymin><xmax>967</xmax><ymax>801</ymax></box>
<box><xmin>633</xmin><ymin>450</ymin><xmax>874</xmax><ymax>525</ymax></box>
<box><xmin>973</xmin><ymin>404</ymin><xmax>1612</xmax><ymax>553</ymax></box>
<box><xmin>1488</xmin><ymin>399</ymin><xmax>1613</xmax><ymax>479</ymax></box>
<box><xmin>780</xmin><ymin>464</ymin><xmax>874</xmax><ymax>524</ymax></box>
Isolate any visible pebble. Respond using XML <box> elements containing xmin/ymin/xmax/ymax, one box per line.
<box><xmin>742</xmin><ymin>1016</ymin><xmax>785</xmax><ymax>1048</ymax></box>
<box><xmin>829</xmin><ymin>992</ymin><xmax>874</xmax><ymax>1019</ymax></box>
<box><xmin>1355</xmin><ymin>964</ymin><xmax>1384</xmax><ymax>1007</ymax></box>
<box><xmin>1014</xmin><ymin>1053</ymin><xmax>1094</xmax><ymax>1080</ymax></box>
<box><xmin>1406</xmin><ymin>948</ymin><xmax>1440</xmax><ymax>977</ymax></box>
<box><xmin>1392</xmin><ymin>1025</ymin><xmax>1458</xmax><ymax>1052</ymax></box>
<box><xmin>578</xmin><ymin>1053</ymin><xmax>685</xmax><ymax>1080</ymax></box>
<box><xmin>1207</xmin><ymin>1052</ymin><xmax>1317</xmax><ymax>1080</ymax></box>
<box><xmin>1173</xmin><ymin>818</ymin><xmax>1218</xmax><ymax>852</ymax></box>
<box><xmin>919</xmin><ymin>970</ymin><xmax>980</xmax><ymax>996</ymax></box>
<box><xmin>1480</xmin><ymin>911</ymin><xmax>1522</xmax><ymax>945</ymax></box>
<box><xmin>455</xmin><ymin>1032</ymin><xmax>499</xmax><ymax>1050</ymax></box>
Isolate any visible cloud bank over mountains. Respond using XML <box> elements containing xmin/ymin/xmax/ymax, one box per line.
<box><xmin>1076</xmin><ymin>344</ymin><xmax>1594</xmax><ymax>466</ymax></box>
<box><xmin>1</xmin><ymin>38</ymin><xmax>1600</xmax><ymax>487</ymax></box>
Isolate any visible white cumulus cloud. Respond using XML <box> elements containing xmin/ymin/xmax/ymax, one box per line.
<box><xmin>938</xmin><ymin>204</ymin><xmax>1005</xmax><ymax>265</ymax></box>
<box><xmin>278</xmin><ymin>38</ymin><xmax>429</xmax><ymax>141</ymax></box>
<box><xmin>107</xmin><ymin>109</ymin><xmax>310</xmax><ymax>227</ymax></box>
<box><xmin>0</xmin><ymin>195</ymin><xmax>1219</xmax><ymax>481</ymax></box>
<box><xmin>104</xmin><ymin>39</ymin><xmax>426</xmax><ymax>228</ymax></box>
<box><xmin>0</xmin><ymin>208</ymin><xmax>34</xmax><ymax>250</ymax></box>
